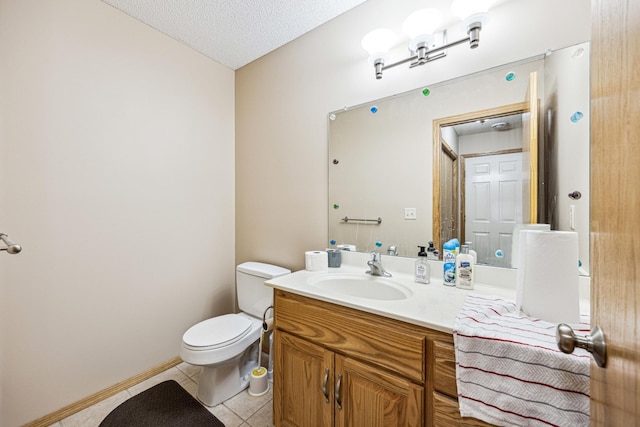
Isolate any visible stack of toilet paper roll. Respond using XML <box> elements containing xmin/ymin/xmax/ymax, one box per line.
<box><xmin>305</xmin><ymin>250</ymin><xmax>328</xmax><ymax>272</ymax></box>
<box><xmin>515</xmin><ymin>230</ymin><xmax>580</xmax><ymax>324</ymax></box>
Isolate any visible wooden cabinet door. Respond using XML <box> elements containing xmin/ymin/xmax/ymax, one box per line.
<box><xmin>335</xmin><ymin>355</ymin><xmax>423</xmax><ymax>427</ymax></box>
<box><xmin>274</xmin><ymin>331</ymin><xmax>334</xmax><ymax>427</ymax></box>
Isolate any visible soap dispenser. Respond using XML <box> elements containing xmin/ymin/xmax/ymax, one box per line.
<box><xmin>415</xmin><ymin>245</ymin><xmax>430</xmax><ymax>284</ymax></box>
<box><xmin>426</xmin><ymin>241</ymin><xmax>438</xmax><ymax>260</ymax></box>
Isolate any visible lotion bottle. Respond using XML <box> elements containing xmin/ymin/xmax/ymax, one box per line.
<box><xmin>456</xmin><ymin>245</ymin><xmax>475</xmax><ymax>289</ymax></box>
<box><xmin>464</xmin><ymin>241</ymin><xmax>478</xmax><ymax>264</ymax></box>
<box><xmin>415</xmin><ymin>245</ymin><xmax>430</xmax><ymax>284</ymax></box>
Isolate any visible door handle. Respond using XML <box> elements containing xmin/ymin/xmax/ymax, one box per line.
<box><xmin>335</xmin><ymin>373</ymin><xmax>343</xmax><ymax>410</ymax></box>
<box><xmin>322</xmin><ymin>368</ymin><xmax>330</xmax><ymax>403</ymax></box>
<box><xmin>556</xmin><ymin>324</ymin><xmax>607</xmax><ymax>367</ymax></box>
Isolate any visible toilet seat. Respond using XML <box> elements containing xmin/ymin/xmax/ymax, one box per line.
<box><xmin>183</xmin><ymin>314</ymin><xmax>253</xmax><ymax>351</ymax></box>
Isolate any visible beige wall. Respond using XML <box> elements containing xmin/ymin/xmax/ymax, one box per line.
<box><xmin>0</xmin><ymin>0</ymin><xmax>235</xmax><ymax>425</ymax></box>
<box><xmin>235</xmin><ymin>0</ymin><xmax>591</xmax><ymax>271</ymax></box>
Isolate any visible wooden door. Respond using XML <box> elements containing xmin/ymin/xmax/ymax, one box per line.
<box><xmin>440</xmin><ymin>141</ymin><xmax>458</xmax><ymax>247</ymax></box>
<box><xmin>589</xmin><ymin>0</ymin><xmax>640</xmax><ymax>424</ymax></box>
<box><xmin>334</xmin><ymin>355</ymin><xmax>423</xmax><ymax>427</ymax></box>
<box><xmin>464</xmin><ymin>152</ymin><xmax>523</xmax><ymax>267</ymax></box>
<box><xmin>274</xmin><ymin>331</ymin><xmax>334</xmax><ymax>427</ymax></box>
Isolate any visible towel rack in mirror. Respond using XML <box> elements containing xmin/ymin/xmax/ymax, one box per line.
<box><xmin>341</xmin><ymin>216</ymin><xmax>382</xmax><ymax>225</ymax></box>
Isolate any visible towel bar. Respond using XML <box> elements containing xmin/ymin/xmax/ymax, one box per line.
<box><xmin>341</xmin><ymin>216</ymin><xmax>382</xmax><ymax>225</ymax></box>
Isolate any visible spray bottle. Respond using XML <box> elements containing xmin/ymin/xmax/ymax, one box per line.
<box><xmin>443</xmin><ymin>239</ymin><xmax>459</xmax><ymax>286</ymax></box>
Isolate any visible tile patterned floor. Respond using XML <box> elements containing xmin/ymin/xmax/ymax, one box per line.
<box><xmin>48</xmin><ymin>363</ymin><xmax>274</xmax><ymax>427</ymax></box>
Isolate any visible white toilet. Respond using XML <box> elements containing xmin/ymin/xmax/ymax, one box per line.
<box><xmin>180</xmin><ymin>262</ymin><xmax>290</xmax><ymax>406</ymax></box>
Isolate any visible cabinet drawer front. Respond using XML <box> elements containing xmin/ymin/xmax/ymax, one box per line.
<box><xmin>275</xmin><ymin>290</ymin><xmax>425</xmax><ymax>383</ymax></box>
<box><xmin>433</xmin><ymin>392</ymin><xmax>494</xmax><ymax>427</ymax></box>
<box><xmin>433</xmin><ymin>340</ymin><xmax>457</xmax><ymax>397</ymax></box>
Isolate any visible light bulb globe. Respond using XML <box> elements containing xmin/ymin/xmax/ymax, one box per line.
<box><xmin>402</xmin><ymin>8</ymin><xmax>443</xmax><ymax>39</ymax></box>
<box><xmin>361</xmin><ymin>28</ymin><xmax>397</xmax><ymax>56</ymax></box>
<box><xmin>451</xmin><ymin>0</ymin><xmax>491</xmax><ymax>20</ymax></box>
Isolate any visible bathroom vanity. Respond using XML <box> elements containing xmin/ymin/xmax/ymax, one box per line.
<box><xmin>273</xmin><ymin>289</ymin><xmax>491</xmax><ymax>427</ymax></box>
<box><xmin>265</xmin><ymin>252</ymin><xmax>590</xmax><ymax>427</ymax></box>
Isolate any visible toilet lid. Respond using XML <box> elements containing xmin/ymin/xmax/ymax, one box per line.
<box><xmin>183</xmin><ymin>314</ymin><xmax>253</xmax><ymax>348</ymax></box>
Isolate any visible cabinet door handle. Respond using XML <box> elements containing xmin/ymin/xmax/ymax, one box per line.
<box><xmin>322</xmin><ymin>368</ymin><xmax>330</xmax><ymax>403</ymax></box>
<box><xmin>335</xmin><ymin>373</ymin><xmax>343</xmax><ymax>410</ymax></box>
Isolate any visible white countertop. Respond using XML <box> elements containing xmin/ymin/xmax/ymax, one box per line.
<box><xmin>264</xmin><ymin>251</ymin><xmax>590</xmax><ymax>334</ymax></box>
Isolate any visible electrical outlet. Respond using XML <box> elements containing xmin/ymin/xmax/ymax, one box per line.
<box><xmin>404</xmin><ymin>208</ymin><xmax>417</xmax><ymax>220</ymax></box>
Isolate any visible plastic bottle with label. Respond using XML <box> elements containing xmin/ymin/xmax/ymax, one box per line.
<box><xmin>443</xmin><ymin>239</ymin><xmax>459</xmax><ymax>285</ymax></box>
<box><xmin>456</xmin><ymin>245</ymin><xmax>475</xmax><ymax>290</ymax></box>
<box><xmin>415</xmin><ymin>245</ymin><xmax>430</xmax><ymax>284</ymax></box>
<box><xmin>464</xmin><ymin>241</ymin><xmax>478</xmax><ymax>264</ymax></box>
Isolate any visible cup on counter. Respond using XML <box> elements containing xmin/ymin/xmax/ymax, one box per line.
<box><xmin>327</xmin><ymin>249</ymin><xmax>342</xmax><ymax>268</ymax></box>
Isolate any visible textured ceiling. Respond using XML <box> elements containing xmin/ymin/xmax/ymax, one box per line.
<box><xmin>101</xmin><ymin>0</ymin><xmax>368</xmax><ymax>70</ymax></box>
<box><xmin>453</xmin><ymin>113</ymin><xmax>523</xmax><ymax>135</ymax></box>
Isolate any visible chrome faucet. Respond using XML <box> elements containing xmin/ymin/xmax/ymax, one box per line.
<box><xmin>387</xmin><ymin>245</ymin><xmax>398</xmax><ymax>256</ymax></box>
<box><xmin>366</xmin><ymin>251</ymin><xmax>392</xmax><ymax>277</ymax></box>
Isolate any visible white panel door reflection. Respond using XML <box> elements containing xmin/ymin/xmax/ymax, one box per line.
<box><xmin>465</xmin><ymin>152</ymin><xmax>523</xmax><ymax>267</ymax></box>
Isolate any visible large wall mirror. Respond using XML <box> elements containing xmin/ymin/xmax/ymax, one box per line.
<box><xmin>328</xmin><ymin>42</ymin><xmax>590</xmax><ymax>274</ymax></box>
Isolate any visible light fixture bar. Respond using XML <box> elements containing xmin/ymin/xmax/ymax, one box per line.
<box><xmin>376</xmin><ymin>22</ymin><xmax>482</xmax><ymax>79</ymax></box>
<box><xmin>382</xmin><ymin>32</ymin><xmax>468</xmax><ymax>72</ymax></box>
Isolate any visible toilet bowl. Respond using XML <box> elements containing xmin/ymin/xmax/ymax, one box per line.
<box><xmin>180</xmin><ymin>262</ymin><xmax>290</xmax><ymax>406</ymax></box>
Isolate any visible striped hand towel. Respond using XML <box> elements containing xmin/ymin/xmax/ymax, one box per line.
<box><xmin>453</xmin><ymin>294</ymin><xmax>591</xmax><ymax>427</ymax></box>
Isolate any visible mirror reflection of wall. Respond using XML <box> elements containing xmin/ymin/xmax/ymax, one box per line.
<box><xmin>328</xmin><ymin>42</ymin><xmax>590</xmax><ymax>274</ymax></box>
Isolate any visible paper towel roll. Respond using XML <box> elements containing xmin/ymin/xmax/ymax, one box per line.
<box><xmin>305</xmin><ymin>251</ymin><xmax>328</xmax><ymax>272</ymax></box>
<box><xmin>511</xmin><ymin>223</ymin><xmax>551</xmax><ymax>267</ymax></box>
<box><xmin>516</xmin><ymin>230</ymin><xmax>580</xmax><ymax>323</ymax></box>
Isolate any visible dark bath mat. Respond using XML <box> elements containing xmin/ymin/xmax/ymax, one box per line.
<box><xmin>99</xmin><ymin>380</ymin><xmax>225</xmax><ymax>427</ymax></box>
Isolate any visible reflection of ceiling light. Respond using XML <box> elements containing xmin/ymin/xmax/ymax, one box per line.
<box><xmin>361</xmin><ymin>0</ymin><xmax>492</xmax><ymax>79</ymax></box>
<box><xmin>491</xmin><ymin>122</ymin><xmax>508</xmax><ymax>130</ymax></box>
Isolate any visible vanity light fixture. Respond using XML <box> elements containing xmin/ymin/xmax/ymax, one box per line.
<box><xmin>361</xmin><ymin>0</ymin><xmax>492</xmax><ymax>79</ymax></box>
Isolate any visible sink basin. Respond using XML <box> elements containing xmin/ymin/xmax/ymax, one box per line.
<box><xmin>307</xmin><ymin>273</ymin><xmax>413</xmax><ymax>301</ymax></box>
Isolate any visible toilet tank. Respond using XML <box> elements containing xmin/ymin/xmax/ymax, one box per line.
<box><xmin>236</xmin><ymin>262</ymin><xmax>290</xmax><ymax>318</ymax></box>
